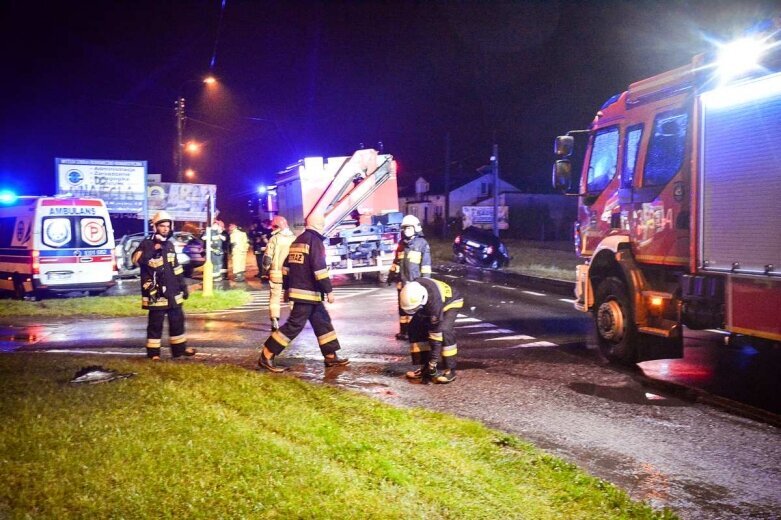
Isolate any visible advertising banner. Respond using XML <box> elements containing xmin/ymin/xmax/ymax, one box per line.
<box><xmin>143</xmin><ymin>182</ymin><xmax>216</xmax><ymax>223</ymax></box>
<box><xmin>461</xmin><ymin>205</ymin><xmax>509</xmax><ymax>230</ymax></box>
<box><xmin>55</xmin><ymin>158</ymin><xmax>147</xmax><ymax>214</ymax></box>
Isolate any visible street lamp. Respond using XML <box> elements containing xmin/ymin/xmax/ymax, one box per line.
<box><xmin>175</xmin><ymin>76</ymin><xmax>217</xmax><ymax>183</ymax></box>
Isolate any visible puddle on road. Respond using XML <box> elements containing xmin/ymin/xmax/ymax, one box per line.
<box><xmin>0</xmin><ymin>325</ymin><xmax>47</xmax><ymax>352</ymax></box>
<box><xmin>568</xmin><ymin>382</ymin><xmax>686</xmax><ymax>406</ymax></box>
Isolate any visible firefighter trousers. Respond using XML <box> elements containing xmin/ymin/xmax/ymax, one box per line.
<box><xmin>408</xmin><ymin>308</ymin><xmax>458</xmax><ymax>372</ymax></box>
<box><xmin>263</xmin><ymin>301</ymin><xmax>340</xmax><ymax>356</ymax></box>
<box><xmin>397</xmin><ymin>286</ymin><xmax>412</xmax><ymax>335</ymax></box>
<box><xmin>268</xmin><ymin>281</ymin><xmax>284</xmax><ymax>320</ymax></box>
<box><xmin>146</xmin><ymin>307</ymin><xmax>188</xmax><ymax>358</ymax></box>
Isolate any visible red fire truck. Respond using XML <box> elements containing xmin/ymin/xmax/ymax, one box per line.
<box><xmin>553</xmin><ymin>32</ymin><xmax>781</xmax><ymax>364</ymax></box>
<box><xmin>267</xmin><ymin>148</ymin><xmax>402</xmax><ymax>281</ymax></box>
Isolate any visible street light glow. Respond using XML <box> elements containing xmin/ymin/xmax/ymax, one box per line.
<box><xmin>185</xmin><ymin>141</ymin><xmax>201</xmax><ymax>154</ymax></box>
<box><xmin>185</xmin><ymin>168</ymin><xmax>196</xmax><ymax>179</ymax></box>
<box><xmin>203</xmin><ymin>76</ymin><xmax>217</xmax><ymax>85</ymax></box>
<box><xmin>257</xmin><ymin>185</ymin><xmax>267</xmax><ymax>194</ymax></box>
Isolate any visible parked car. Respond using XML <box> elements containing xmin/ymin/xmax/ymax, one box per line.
<box><xmin>453</xmin><ymin>226</ymin><xmax>510</xmax><ymax>269</ymax></box>
<box><xmin>114</xmin><ymin>232</ymin><xmax>205</xmax><ymax>278</ymax></box>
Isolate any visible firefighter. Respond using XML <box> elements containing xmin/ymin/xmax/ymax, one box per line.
<box><xmin>262</xmin><ymin>215</ymin><xmax>295</xmax><ymax>331</ymax></box>
<box><xmin>228</xmin><ymin>223</ymin><xmax>249</xmax><ymax>282</ymax></box>
<box><xmin>132</xmin><ymin>211</ymin><xmax>196</xmax><ymax>360</ymax></box>
<box><xmin>388</xmin><ymin>214</ymin><xmax>432</xmax><ymax>340</ymax></box>
<box><xmin>399</xmin><ymin>277</ymin><xmax>463</xmax><ymax>384</ymax></box>
<box><xmin>257</xmin><ymin>212</ymin><xmax>349</xmax><ymax>372</ymax></box>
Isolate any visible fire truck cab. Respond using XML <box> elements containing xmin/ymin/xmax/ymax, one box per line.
<box><xmin>553</xmin><ymin>32</ymin><xmax>781</xmax><ymax>364</ymax></box>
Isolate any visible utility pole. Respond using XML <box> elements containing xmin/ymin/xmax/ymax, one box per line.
<box><xmin>443</xmin><ymin>133</ymin><xmax>451</xmax><ymax>238</ymax></box>
<box><xmin>175</xmin><ymin>97</ymin><xmax>186</xmax><ymax>183</ymax></box>
<box><xmin>492</xmin><ymin>143</ymin><xmax>499</xmax><ymax>237</ymax></box>
<box><xmin>202</xmin><ymin>193</ymin><xmax>214</xmax><ymax>297</ymax></box>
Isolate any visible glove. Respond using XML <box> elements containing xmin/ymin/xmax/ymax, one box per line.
<box><xmin>182</xmin><ymin>284</ymin><xmax>189</xmax><ymax>300</ymax></box>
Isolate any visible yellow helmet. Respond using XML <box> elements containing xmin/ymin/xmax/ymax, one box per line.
<box><xmin>399</xmin><ymin>281</ymin><xmax>428</xmax><ymax>314</ymax></box>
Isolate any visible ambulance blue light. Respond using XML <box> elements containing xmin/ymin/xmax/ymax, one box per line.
<box><xmin>0</xmin><ymin>190</ymin><xmax>18</xmax><ymax>204</ymax></box>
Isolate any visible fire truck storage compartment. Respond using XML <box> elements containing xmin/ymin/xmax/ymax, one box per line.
<box><xmin>699</xmin><ymin>71</ymin><xmax>781</xmax><ymax>277</ymax></box>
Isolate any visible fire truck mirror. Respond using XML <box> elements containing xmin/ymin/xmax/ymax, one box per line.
<box><xmin>554</xmin><ymin>135</ymin><xmax>574</xmax><ymax>157</ymax></box>
<box><xmin>552</xmin><ymin>159</ymin><xmax>573</xmax><ymax>192</ymax></box>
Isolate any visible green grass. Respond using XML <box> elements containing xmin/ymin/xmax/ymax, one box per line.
<box><xmin>0</xmin><ymin>355</ymin><xmax>676</xmax><ymax>519</ymax></box>
<box><xmin>430</xmin><ymin>238</ymin><xmax>579</xmax><ymax>281</ymax></box>
<box><xmin>0</xmin><ymin>290</ymin><xmax>252</xmax><ymax>318</ymax></box>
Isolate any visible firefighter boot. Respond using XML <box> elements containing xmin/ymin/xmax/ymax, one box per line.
<box><xmin>435</xmin><ymin>370</ymin><xmax>456</xmax><ymax>384</ymax></box>
<box><xmin>146</xmin><ymin>347</ymin><xmax>161</xmax><ymax>361</ymax></box>
<box><xmin>258</xmin><ymin>349</ymin><xmax>286</xmax><ymax>373</ymax></box>
<box><xmin>171</xmin><ymin>344</ymin><xmax>197</xmax><ymax>358</ymax></box>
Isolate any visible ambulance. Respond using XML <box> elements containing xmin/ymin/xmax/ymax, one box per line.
<box><xmin>0</xmin><ymin>196</ymin><xmax>117</xmax><ymax>298</ymax></box>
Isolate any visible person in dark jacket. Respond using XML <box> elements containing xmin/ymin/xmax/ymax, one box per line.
<box><xmin>388</xmin><ymin>214</ymin><xmax>432</xmax><ymax>340</ymax></box>
<box><xmin>257</xmin><ymin>212</ymin><xmax>349</xmax><ymax>372</ymax></box>
<box><xmin>399</xmin><ymin>277</ymin><xmax>463</xmax><ymax>383</ymax></box>
<box><xmin>132</xmin><ymin>211</ymin><xmax>196</xmax><ymax>360</ymax></box>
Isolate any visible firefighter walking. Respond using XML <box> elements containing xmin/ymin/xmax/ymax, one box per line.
<box><xmin>262</xmin><ymin>215</ymin><xmax>295</xmax><ymax>331</ymax></box>
<box><xmin>399</xmin><ymin>277</ymin><xmax>463</xmax><ymax>383</ymax></box>
<box><xmin>257</xmin><ymin>212</ymin><xmax>349</xmax><ymax>372</ymax></box>
<box><xmin>132</xmin><ymin>211</ymin><xmax>196</xmax><ymax>360</ymax></box>
<box><xmin>388</xmin><ymin>214</ymin><xmax>431</xmax><ymax>340</ymax></box>
<box><xmin>228</xmin><ymin>223</ymin><xmax>250</xmax><ymax>282</ymax></box>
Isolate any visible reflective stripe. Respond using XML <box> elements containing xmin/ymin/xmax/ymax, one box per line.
<box><xmin>269</xmin><ymin>269</ymin><xmax>283</xmax><ymax>283</ymax></box>
<box><xmin>442</xmin><ymin>344</ymin><xmax>457</xmax><ymax>357</ymax></box>
<box><xmin>399</xmin><ymin>315</ymin><xmax>412</xmax><ymax>324</ymax></box>
<box><xmin>146</xmin><ymin>338</ymin><xmax>161</xmax><ymax>347</ymax></box>
<box><xmin>167</xmin><ymin>253</ymin><xmax>176</xmax><ymax>263</ymax></box>
<box><xmin>410</xmin><ymin>342</ymin><xmax>431</xmax><ymax>353</ymax></box>
<box><xmin>170</xmin><ymin>334</ymin><xmax>187</xmax><ymax>345</ymax></box>
<box><xmin>420</xmin><ymin>265</ymin><xmax>432</xmax><ymax>274</ymax></box>
<box><xmin>282</xmin><ymin>266</ymin><xmax>289</xmax><ymax>276</ymax></box>
<box><xmin>173</xmin><ymin>266</ymin><xmax>183</xmax><ymax>275</ymax></box>
<box><xmin>407</xmin><ymin>250</ymin><xmax>422</xmax><ymax>264</ymax></box>
<box><xmin>289</xmin><ymin>243</ymin><xmax>310</xmax><ymax>254</ymax></box>
<box><xmin>175</xmin><ymin>294</ymin><xmax>184</xmax><ymax>304</ymax></box>
<box><xmin>443</xmin><ymin>298</ymin><xmax>464</xmax><ymax>312</ymax></box>
<box><xmin>289</xmin><ymin>289</ymin><xmax>322</xmax><ymax>301</ymax></box>
<box><xmin>317</xmin><ymin>330</ymin><xmax>338</xmax><ymax>345</ymax></box>
<box><xmin>434</xmin><ymin>279</ymin><xmax>453</xmax><ymax>301</ymax></box>
<box><xmin>147</xmin><ymin>258</ymin><xmax>164</xmax><ymax>268</ymax></box>
<box><xmin>396</xmin><ymin>251</ymin><xmax>405</xmax><ymax>259</ymax></box>
<box><xmin>428</xmin><ymin>332</ymin><xmax>444</xmax><ymax>342</ymax></box>
<box><xmin>314</xmin><ymin>268</ymin><xmax>329</xmax><ymax>280</ymax></box>
<box><xmin>271</xmin><ymin>330</ymin><xmax>291</xmax><ymax>347</ymax></box>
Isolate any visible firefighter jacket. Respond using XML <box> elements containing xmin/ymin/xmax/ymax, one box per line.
<box><xmin>390</xmin><ymin>235</ymin><xmax>432</xmax><ymax>284</ymax></box>
<box><xmin>283</xmin><ymin>228</ymin><xmax>333</xmax><ymax>303</ymax></box>
<box><xmin>415</xmin><ymin>277</ymin><xmax>463</xmax><ymax>347</ymax></box>
<box><xmin>132</xmin><ymin>235</ymin><xmax>188</xmax><ymax>310</ymax></box>
<box><xmin>230</xmin><ymin>228</ymin><xmax>250</xmax><ymax>255</ymax></box>
<box><xmin>262</xmin><ymin>227</ymin><xmax>295</xmax><ymax>283</ymax></box>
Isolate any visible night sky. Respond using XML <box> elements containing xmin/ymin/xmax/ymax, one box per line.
<box><xmin>1</xmin><ymin>0</ymin><xmax>777</xmax><ymax>222</ymax></box>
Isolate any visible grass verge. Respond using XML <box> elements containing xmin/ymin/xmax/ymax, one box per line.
<box><xmin>0</xmin><ymin>355</ymin><xmax>676</xmax><ymax>519</ymax></box>
<box><xmin>0</xmin><ymin>289</ymin><xmax>252</xmax><ymax>318</ymax></box>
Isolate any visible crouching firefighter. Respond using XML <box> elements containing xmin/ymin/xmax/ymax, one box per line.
<box><xmin>399</xmin><ymin>277</ymin><xmax>463</xmax><ymax>383</ymax></box>
<box><xmin>132</xmin><ymin>211</ymin><xmax>196</xmax><ymax>360</ymax></box>
<box><xmin>388</xmin><ymin>214</ymin><xmax>431</xmax><ymax>340</ymax></box>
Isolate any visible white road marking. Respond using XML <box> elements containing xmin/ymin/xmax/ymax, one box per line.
<box><xmin>467</xmin><ymin>279</ymin><xmax>487</xmax><ymax>284</ymax></box>
<box><xmin>469</xmin><ymin>328</ymin><xmax>515</xmax><ymax>335</ymax></box>
<box><xmin>559</xmin><ymin>298</ymin><xmax>578</xmax><ymax>303</ymax></box>
<box><xmin>485</xmin><ymin>335</ymin><xmax>535</xmax><ymax>341</ymax></box>
<box><xmin>455</xmin><ymin>317</ymin><xmax>481</xmax><ymax>323</ymax></box>
<box><xmin>521</xmin><ymin>290</ymin><xmax>546</xmax><ymax>296</ymax></box>
<box><xmin>507</xmin><ymin>341</ymin><xmax>558</xmax><ymax>348</ymax></box>
<box><xmin>706</xmin><ymin>329</ymin><xmax>731</xmax><ymax>335</ymax></box>
<box><xmin>441</xmin><ymin>274</ymin><xmax>457</xmax><ymax>279</ymax></box>
<box><xmin>492</xmin><ymin>285</ymin><xmax>517</xmax><ymax>290</ymax></box>
<box><xmin>456</xmin><ymin>323</ymin><xmax>496</xmax><ymax>329</ymax></box>
<box><xmin>40</xmin><ymin>349</ymin><xmax>146</xmax><ymax>356</ymax></box>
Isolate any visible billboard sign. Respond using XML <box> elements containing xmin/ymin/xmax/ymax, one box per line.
<box><xmin>143</xmin><ymin>182</ymin><xmax>216</xmax><ymax>223</ymax></box>
<box><xmin>55</xmin><ymin>158</ymin><xmax>147</xmax><ymax>214</ymax></box>
<box><xmin>461</xmin><ymin>205</ymin><xmax>509</xmax><ymax>230</ymax></box>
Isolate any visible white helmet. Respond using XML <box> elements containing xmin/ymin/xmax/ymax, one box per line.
<box><xmin>401</xmin><ymin>214</ymin><xmax>422</xmax><ymax>233</ymax></box>
<box><xmin>151</xmin><ymin>211</ymin><xmax>174</xmax><ymax>226</ymax></box>
<box><xmin>399</xmin><ymin>281</ymin><xmax>428</xmax><ymax>314</ymax></box>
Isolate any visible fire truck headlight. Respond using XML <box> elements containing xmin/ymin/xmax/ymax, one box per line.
<box><xmin>716</xmin><ymin>37</ymin><xmax>766</xmax><ymax>83</ymax></box>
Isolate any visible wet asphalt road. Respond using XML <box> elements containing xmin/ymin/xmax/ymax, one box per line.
<box><xmin>1</xmin><ymin>274</ymin><xmax>780</xmax><ymax>519</ymax></box>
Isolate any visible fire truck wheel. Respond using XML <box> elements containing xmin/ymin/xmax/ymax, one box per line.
<box><xmin>594</xmin><ymin>276</ymin><xmax>637</xmax><ymax>365</ymax></box>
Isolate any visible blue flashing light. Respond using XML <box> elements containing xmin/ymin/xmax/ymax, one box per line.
<box><xmin>257</xmin><ymin>185</ymin><xmax>267</xmax><ymax>195</ymax></box>
<box><xmin>0</xmin><ymin>190</ymin><xmax>18</xmax><ymax>204</ymax></box>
